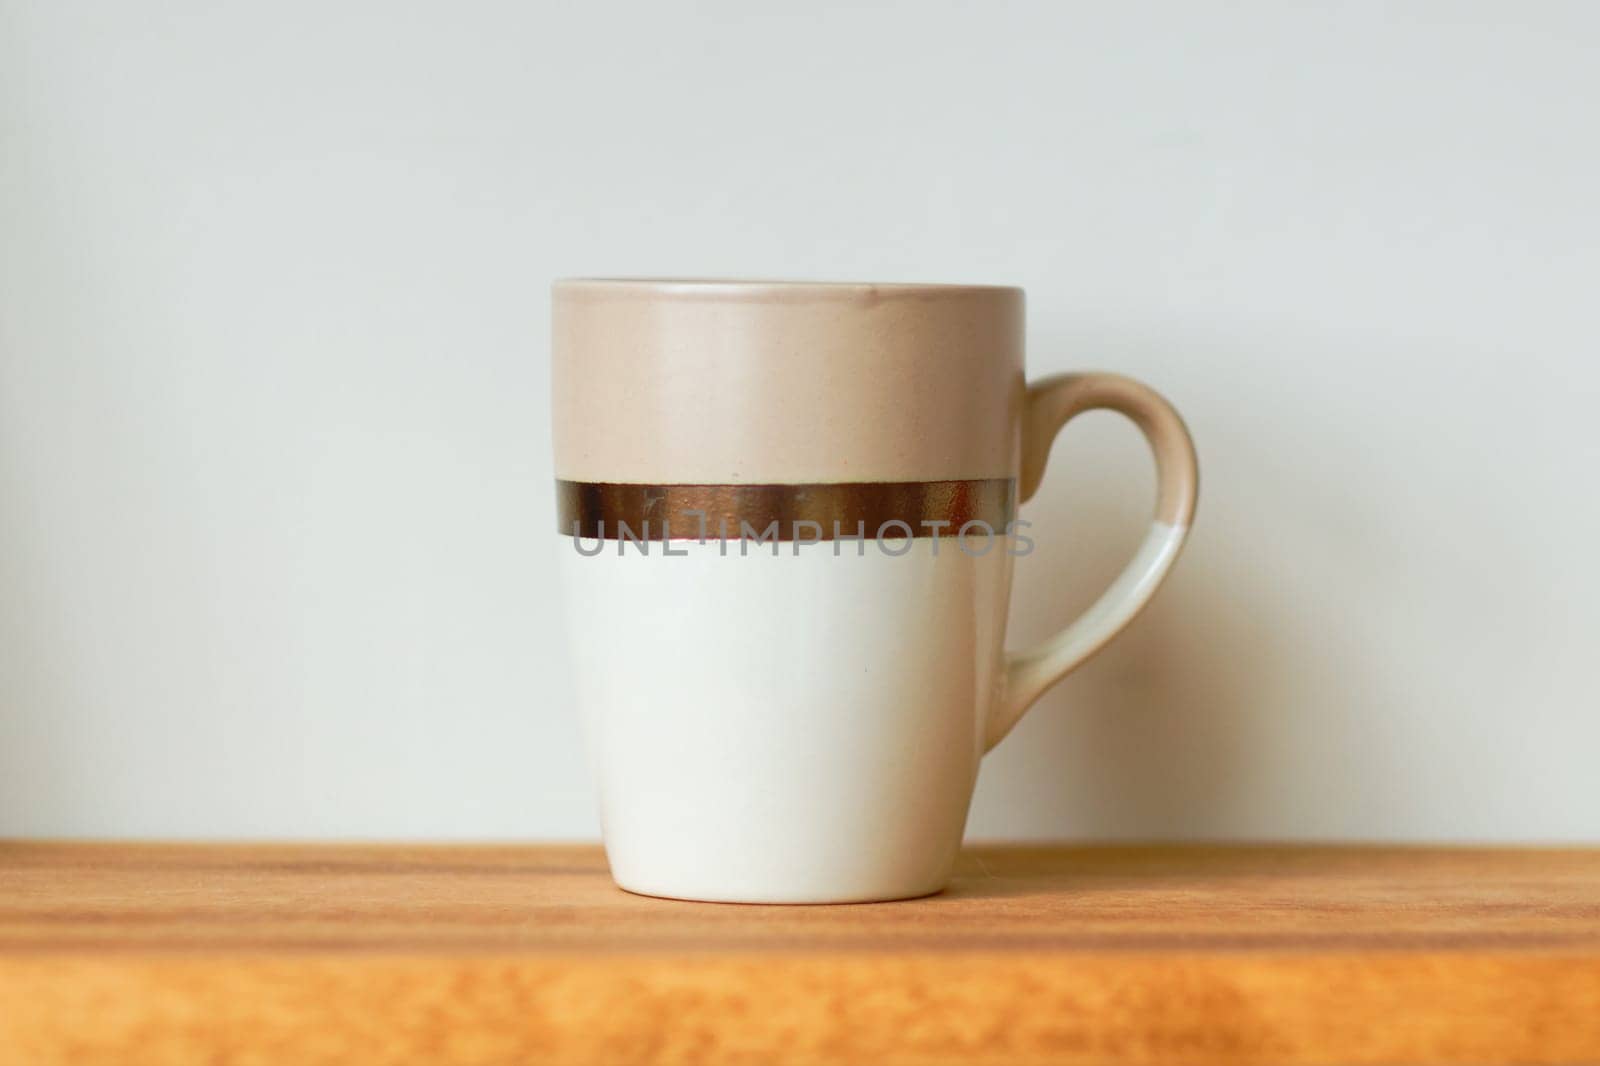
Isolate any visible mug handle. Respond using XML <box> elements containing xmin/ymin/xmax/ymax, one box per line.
<box><xmin>985</xmin><ymin>372</ymin><xmax>1200</xmax><ymax>751</ymax></box>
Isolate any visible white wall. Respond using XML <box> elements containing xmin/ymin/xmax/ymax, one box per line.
<box><xmin>3</xmin><ymin>1</ymin><xmax>1597</xmax><ymax>841</ymax></box>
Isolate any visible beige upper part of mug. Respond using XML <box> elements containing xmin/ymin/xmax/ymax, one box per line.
<box><xmin>551</xmin><ymin>279</ymin><xmax>1026</xmax><ymax>487</ymax></box>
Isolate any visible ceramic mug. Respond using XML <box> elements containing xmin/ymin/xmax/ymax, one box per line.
<box><xmin>554</xmin><ymin>279</ymin><xmax>1197</xmax><ymax>903</ymax></box>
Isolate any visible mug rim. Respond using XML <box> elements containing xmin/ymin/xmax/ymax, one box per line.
<box><xmin>553</xmin><ymin>277</ymin><xmax>1023</xmax><ymax>300</ymax></box>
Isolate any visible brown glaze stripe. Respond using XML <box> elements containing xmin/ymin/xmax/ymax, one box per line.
<box><xmin>556</xmin><ymin>479</ymin><xmax>1015</xmax><ymax>541</ymax></box>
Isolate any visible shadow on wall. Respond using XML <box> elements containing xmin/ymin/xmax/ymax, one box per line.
<box><xmin>969</xmin><ymin>491</ymin><xmax>1301</xmax><ymax>841</ymax></box>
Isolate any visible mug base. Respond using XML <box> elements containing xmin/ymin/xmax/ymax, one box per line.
<box><xmin>613</xmin><ymin>877</ymin><xmax>948</xmax><ymax>906</ymax></box>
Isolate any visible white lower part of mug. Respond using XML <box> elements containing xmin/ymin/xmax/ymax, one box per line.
<box><xmin>558</xmin><ymin>534</ymin><xmax>1016</xmax><ymax>903</ymax></box>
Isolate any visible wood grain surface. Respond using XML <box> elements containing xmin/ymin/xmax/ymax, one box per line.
<box><xmin>2</xmin><ymin>843</ymin><xmax>1598</xmax><ymax>1065</ymax></box>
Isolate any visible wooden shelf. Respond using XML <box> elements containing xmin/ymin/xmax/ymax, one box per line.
<box><xmin>3</xmin><ymin>843</ymin><xmax>1598</xmax><ymax>1064</ymax></box>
